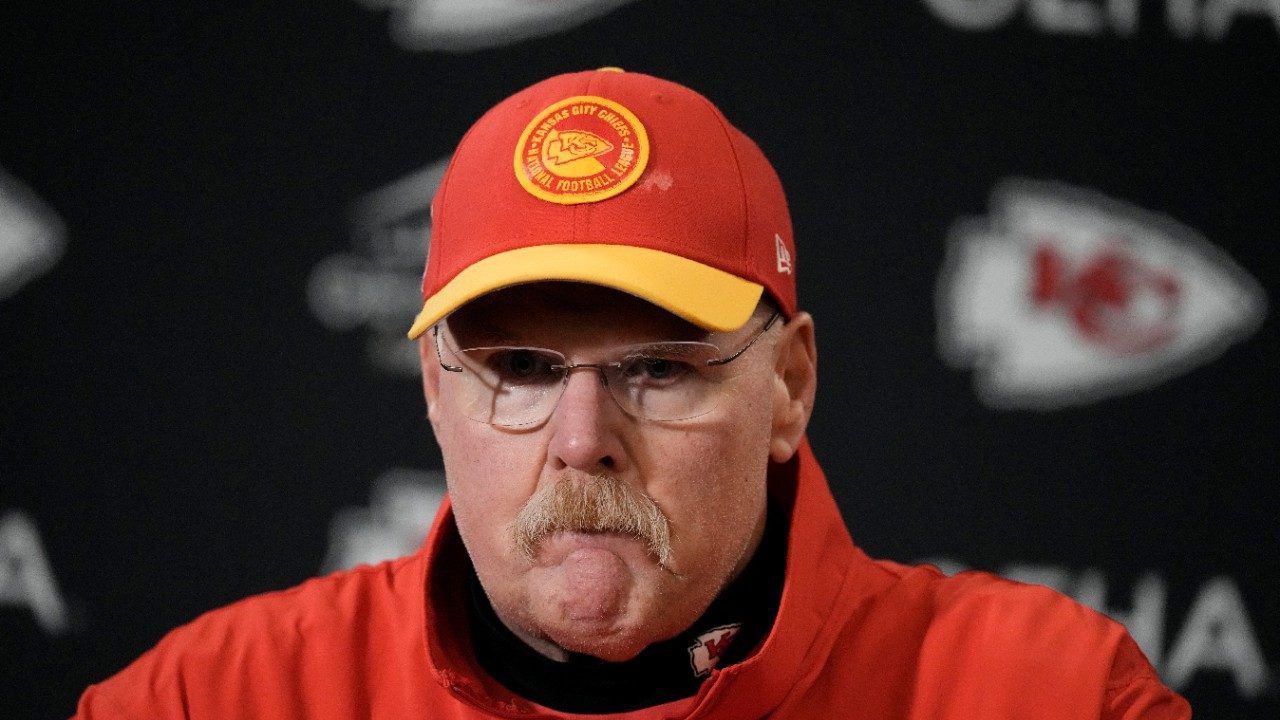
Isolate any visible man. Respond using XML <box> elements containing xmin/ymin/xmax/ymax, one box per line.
<box><xmin>74</xmin><ymin>69</ymin><xmax>1190</xmax><ymax>718</ymax></box>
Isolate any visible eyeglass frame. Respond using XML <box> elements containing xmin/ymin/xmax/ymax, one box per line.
<box><xmin>430</xmin><ymin>308</ymin><xmax>783</xmax><ymax>423</ymax></box>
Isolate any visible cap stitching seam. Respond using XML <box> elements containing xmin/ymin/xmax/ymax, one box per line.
<box><xmin>691</xmin><ymin>94</ymin><xmax>751</xmax><ymax>267</ymax></box>
<box><xmin>431</xmin><ymin>118</ymin><xmax>487</xmax><ymax>293</ymax></box>
<box><xmin>574</xmin><ymin>70</ymin><xmax>608</xmax><ymax>244</ymax></box>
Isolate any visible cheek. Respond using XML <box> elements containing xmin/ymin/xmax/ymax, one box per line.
<box><xmin>707</xmin><ymin>377</ymin><xmax>777</xmax><ymax>476</ymax></box>
<box><xmin>646</xmin><ymin>386</ymin><xmax>774</xmax><ymax>555</ymax></box>
<box><xmin>437</xmin><ymin>416</ymin><xmax>538</xmax><ymax>552</ymax></box>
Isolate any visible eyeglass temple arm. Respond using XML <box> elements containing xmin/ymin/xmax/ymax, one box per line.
<box><xmin>432</xmin><ymin>325</ymin><xmax>464</xmax><ymax>373</ymax></box>
<box><xmin>705</xmin><ymin>310</ymin><xmax>782</xmax><ymax>366</ymax></box>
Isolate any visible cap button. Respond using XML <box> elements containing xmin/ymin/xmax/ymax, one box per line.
<box><xmin>596</xmin><ymin>66</ymin><xmax>625</xmax><ymax>73</ymax></box>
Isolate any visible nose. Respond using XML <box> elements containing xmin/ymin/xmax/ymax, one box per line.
<box><xmin>546</xmin><ymin>367</ymin><xmax>628</xmax><ymax>474</ymax></box>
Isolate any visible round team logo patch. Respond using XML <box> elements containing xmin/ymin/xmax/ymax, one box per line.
<box><xmin>513</xmin><ymin>95</ymin><xmax>650</xmax><ymax>205</ymax></box>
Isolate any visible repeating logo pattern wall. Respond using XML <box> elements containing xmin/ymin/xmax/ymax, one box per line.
<box><xmin>937</xmin><ymin>179</ymin><xmax>1266</xmax><ymax>409</ymax></box>
<box><xmin>920</xmin><ymin>0</ymin><xmax>1280</xmax><ymax>40</ymax></box>
<box><xmin>308</xmin><ymin>158</ymin><xmax>449</xmax><ymax>376</ymax></box>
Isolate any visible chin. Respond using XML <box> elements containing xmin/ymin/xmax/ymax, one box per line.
<box><xmin>546</xmin><ymin>619</ymin><xmax>658</xmax><ymax>662</ymax></box>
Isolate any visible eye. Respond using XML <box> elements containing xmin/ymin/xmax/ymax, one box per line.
<box><xmin>640</xmin><ymin>358</ymin><xmax>676</xmax><ymax>379</ymax></box>
<box><xmin>489</xmin><ymin>350</ymin><xmax>557</xmax><ymax>382</ymax></box>
<box><xmin>620</xmin><ymin>355</ymin><xmax>692</xmax><ymax>383</ymax></box>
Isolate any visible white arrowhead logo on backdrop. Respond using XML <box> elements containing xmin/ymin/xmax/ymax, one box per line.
<box><xmin>0</xmin><ymin>168</ymin><xmax>65</xmax><ymax>301</ymax></box>
<box><xmin>937</xmin><ymin>179</ymin><xmax>1266</xmax><ymax>410</ymax></box>
<box><xmin>307</xmin><ymin>157</ymin><xmax>449</xmax><ymax>376</ymax></box>
<box><xmin>321</xmin><ymin>468</ymin><xmax>446</xmax><ymax>573</ymax></box>
<box><xmin>355</xmin><ymin>0</ymin><xmax>641</xmax><ymax>52</ymax></box>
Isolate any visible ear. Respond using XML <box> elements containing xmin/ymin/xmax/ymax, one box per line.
<box><xmin>418</xmin><ymin>334</ymin><xmax>443</xmax><ymax>430</ymax></box>
<box><xmin>769</xmin><ymin>312</ymin><xmax>817</xmax><ymax>463</ymax></box>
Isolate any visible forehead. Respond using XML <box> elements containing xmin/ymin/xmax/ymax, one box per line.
<box><xmin>446</xmin><ymin>282</ymin><xmax>709</xmax><ymax>346</ymax></box>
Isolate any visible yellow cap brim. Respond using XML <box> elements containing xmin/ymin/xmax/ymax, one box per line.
<box><xmin>406</xmin><ymin>244</ymin><xmax>764</xmax><ymax>339</ymax></box>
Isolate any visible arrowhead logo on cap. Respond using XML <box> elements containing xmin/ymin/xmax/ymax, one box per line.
<box><xmin>513</xmin><ymin>95</ymin><xmax>649</xmax><ymax>205</ymax></box>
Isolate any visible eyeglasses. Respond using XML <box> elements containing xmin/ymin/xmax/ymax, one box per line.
<box><xmin>433</xmin><ymin>311</ymin><xmax>781</xmax><ymax>427</ymax></box>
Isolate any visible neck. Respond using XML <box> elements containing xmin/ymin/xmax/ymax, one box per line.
<box><xmin>502</xmin><ymin>616</ymin><xmax>572</xmax><ymax>662</ymax></box>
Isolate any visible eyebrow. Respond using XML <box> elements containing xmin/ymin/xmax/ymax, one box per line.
<box><xmin>442</xmin><ymin>317</ymin><xmax>517</xmax><ymax>346</ymax></box>
<box><xmin>444</xmin><ymin>306</ymin><xmax>722</xmax><ymax>347</ymax></box>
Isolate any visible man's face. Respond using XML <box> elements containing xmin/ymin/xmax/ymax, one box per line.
<box><xmin>421</xmin><ymin>284</ymin><xmax>790</xmax><ymax>662</ymax></box>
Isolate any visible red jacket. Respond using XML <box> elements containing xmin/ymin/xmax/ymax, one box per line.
<box><xmin>74</xmin><ymin>443</ymin><xmax>1190</xmax><ymax>719</ymax></box>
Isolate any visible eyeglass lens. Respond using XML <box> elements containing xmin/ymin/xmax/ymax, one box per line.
<box><xmin>437</xmin><ymin>340</ymin><xmax>734</xmax><ymax>426</ymax></box>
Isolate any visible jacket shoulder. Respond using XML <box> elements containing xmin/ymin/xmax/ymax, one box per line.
<box><xmin>818</xmin><ymin>559</ymin><xmax>1189</xmax><ymax>718</ymax></box>
<box><xmin>150</xmin><ymin>553</ymin><xmax>424</xmax><ymax>662</ymax></box>
<box><xmin>843</xmin><ymin>560</ymin><xmax>1131</xmax><ymax>670</ymax></box>
<box><xmin>74</xmin><ymin>554</ymin><xmax>430</xmax><ymax>719</ymax></box>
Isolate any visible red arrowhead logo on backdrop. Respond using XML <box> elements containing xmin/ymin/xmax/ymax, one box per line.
<box><xmin>1029</xmin><ymin>242</ymin><xmax>1182</xmax><ymax>356</ymax></box>
<box><xmin>937</xmin><ymin>179</ymin><xmax>1266</xmax><ymax>409</ymax></box>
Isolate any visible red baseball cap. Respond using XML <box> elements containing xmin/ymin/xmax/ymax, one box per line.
<box><xmin>406</xmin><ymin>68</ymin><xmax>797</xmax><ymax>340</ymax></box>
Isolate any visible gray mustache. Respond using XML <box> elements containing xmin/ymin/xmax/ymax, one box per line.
<box><xmin>511</xmin><ymin>474</ymin><xmax>673</xmax><ymax>567</ymax></box>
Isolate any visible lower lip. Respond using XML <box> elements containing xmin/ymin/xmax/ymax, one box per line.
<box><xmin>537</xmin><ymin>530</ymin><xmax>647</xmax><ymax>561</ymax></box>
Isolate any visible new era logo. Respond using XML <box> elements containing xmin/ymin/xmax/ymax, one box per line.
<box><xmin>775</xmin><ymin>233</ymin><xmax>792</xmax><ymax>275</ymax></box>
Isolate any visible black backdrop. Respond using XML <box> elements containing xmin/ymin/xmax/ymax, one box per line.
<box><xmin>1</xmin><ymin>2</ymin><xmax>1276</xmax><ymax>717</ymax></box>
